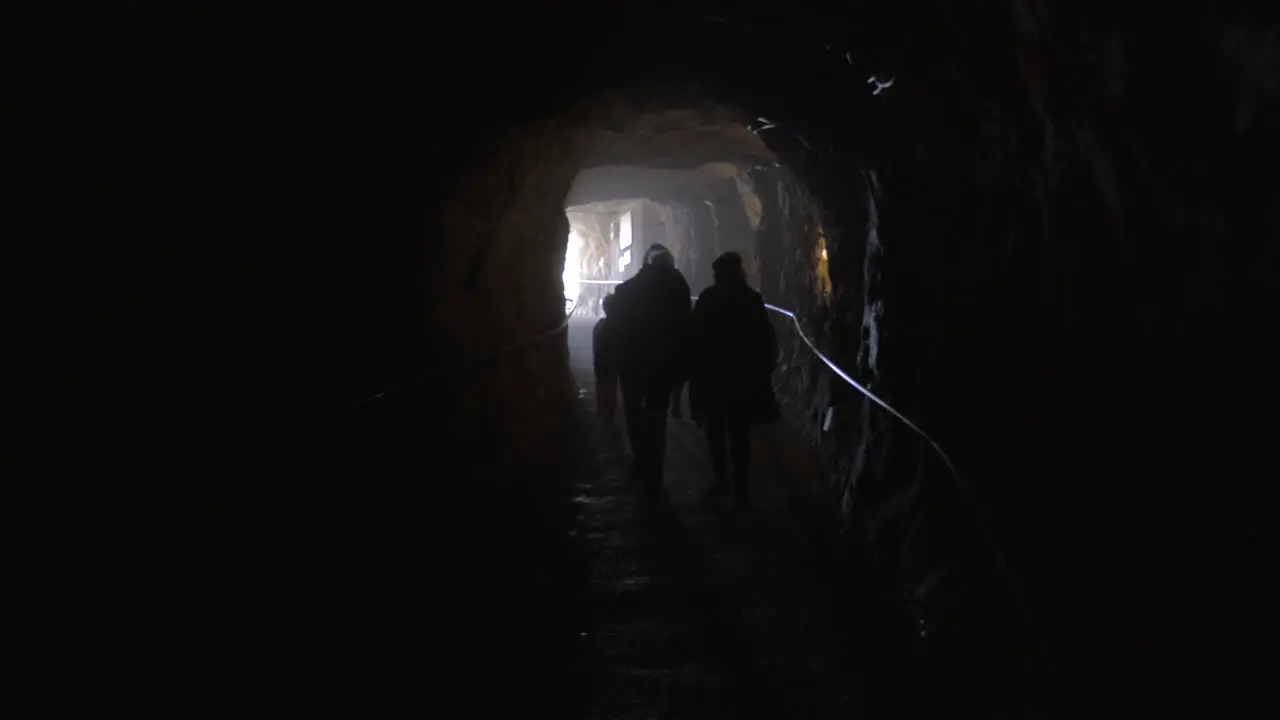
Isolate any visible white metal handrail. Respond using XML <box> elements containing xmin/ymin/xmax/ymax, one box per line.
<box><xmin>762</xmin><ymin>302</ymin><xmax>964</xmax><ymax>486</ymax></box>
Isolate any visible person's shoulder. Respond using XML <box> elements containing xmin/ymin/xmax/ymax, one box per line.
<box><xmin>663</xmin><ymin>269</ymin><xmax>690</xmax><ymax>296</ymax></box>
<box><xmin>746</xmin><ymin>287</ymin><xmax>765</xmax><ymax>304</ymax></box>
<box><xmin>658</xmin><ymin>267</ymin><xmax>687</xmax><ymax>288</ymax></box>
<box><xmin>615</xmin><ymin>277</ymin><xmax>638</xmax><ymax>297</ymax></box>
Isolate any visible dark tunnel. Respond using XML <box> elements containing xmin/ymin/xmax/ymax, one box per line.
<box><xmin>9</xmin><ymin>3</ymin><xmax>1279</xmax><ymax>718</ymax></box>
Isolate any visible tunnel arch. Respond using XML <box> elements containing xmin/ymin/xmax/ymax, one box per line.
<box><xmin>431</xmin><ymin>72</ymin><xmax>875</xmax><ymax>349</ymax></box>
<box><xmin>330</xmin><ymin>11</ymin><xmax>907</xmax><ymax>438</ymax></box>
<box><xmin>416</xmin><ymin>8</ymin><xmax>897</xmax><ymax>380</ymax></box>
<box><xmin>426</xmin><ymin>75</ymin><xmax>878</xmax><ymax>471</ymax></box>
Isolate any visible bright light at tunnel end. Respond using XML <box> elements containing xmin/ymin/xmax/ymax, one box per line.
<box><xmin>563</xmin><ymin>230</ymin><xmax>583</xmax><ymax>300</ymax></box>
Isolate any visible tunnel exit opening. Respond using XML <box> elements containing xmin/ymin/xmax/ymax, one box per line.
<box><xmin>558</xmin><ymin>120</ymin><xmax>834</xmax><ymax>323</ymax></box>
<box><xmin>431</xmin><ymin>84</ymin><xmax>849</xmax><ymax>464</ymax></box>
<box><xmin>563</xmin><ymin>228</ymin><xmax>584</xmax><ymax>304</ymax></box>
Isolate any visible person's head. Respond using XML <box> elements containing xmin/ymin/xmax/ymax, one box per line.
<box><xmin>644</xmin><ymin>243</ymin><xmax>674</xmax><ymax>270</ymax></box>
<box><xmin>602</xmin><ymin>293</ymin><xmax>615</xmax><ymax>317</ymax></box>
<box><xmin>712</xmin><ymin>251</ymin><xmax>746</xmax><ymax>284</ymax></box>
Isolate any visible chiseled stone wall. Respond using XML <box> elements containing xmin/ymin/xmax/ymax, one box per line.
<box><xmin>834</xmin><ymin>4</ymin><xmax>1280</xmax><ymax>717</ymax></box>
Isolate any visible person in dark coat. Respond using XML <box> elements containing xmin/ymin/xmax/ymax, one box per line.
<box><xmin>689</xmin><ymin>251</ymin><xmax>779</xmax><ymax>506</ymax></box>
<box><xmin>592</xmin><ymin>293</ymin><xmax>619</xmax><ymax>423</ymax></box>
<box><xmin>610</xmin><ymin>243</ymin><xmax>693</xmax><ymax>490</ymax></box>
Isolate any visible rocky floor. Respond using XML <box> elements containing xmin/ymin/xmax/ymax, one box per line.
<box><xmin>565</xmin><ymin>318</ymin><xmax>924</xmax><ymax>719</ymax></box>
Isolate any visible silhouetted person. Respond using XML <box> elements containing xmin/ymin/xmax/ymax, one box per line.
<box><xmin>690</xmin><ymin>252</ymin><xmax>779</xmax><ymax>506</ymax></box>
<box><xmin>593</xmin><ymin>293</ymin><xmax>619</xmax><ymax>423</ymax></box>
<box><xmin>611</xmin><ymin>244</ymin><xmax>692</xmax><ymax>491</ymax></box>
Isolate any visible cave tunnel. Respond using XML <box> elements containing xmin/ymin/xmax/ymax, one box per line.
<box><xmin>10</xmin><ymin>3</ymin><xmax>1279</xmax><ymax>718</ymax></box>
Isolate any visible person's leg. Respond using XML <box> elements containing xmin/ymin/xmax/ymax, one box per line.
<box><xmin>620</xmin><ymin>376</ymin><xmax>649</xmax><ymax>477</ymax></box>
<box><xmin>728</xmin><ymin>417</ymin><xmax>752</xmax><ymax>505</ymax></box>
<box><xmin>705</xmin><ymin>405</ymin><xmax>730</xmax><ymax>494</ymax></box>
<box><xmin>597</xmin><ymin>369</ymin><xmax>618</xmax><ymax>423</ymax></box>
<box><xmin>644</xmin><ymin>382</ymin><xmax>672</xmax><ymax>486</ymax></box>
<box><xmin>595</xmin><ymin>370</ymin><xmax>607</xmax><ymax>418</ymax></box>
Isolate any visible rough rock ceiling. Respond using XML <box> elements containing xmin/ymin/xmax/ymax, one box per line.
<box><xmin>576</xmin><ymin>108</ymin><xmax>777</xmax><ymax>170</ymax></box>
<box><xmin>567</xmin><ymin>198</ymin><xmax>647</xmax><ymax>217</ymax></box>
<box><xmin>565</xmin><ymin>162</ymin><xmax>749</xmax><ymax>206</ymax></box>
<box><xmin>565</xmin><ymin>105</ymin><xmax>775</xmax><ymax>215</ymax></box>
<box><xmin>566</xmin><ymin>162</ymin><xmax>763</xmax><ymax>230</ymax></box>
<box><xmin>579</xmin><ymin>127</ymin><xmax>775</xmax><ymax>169</ymax></box>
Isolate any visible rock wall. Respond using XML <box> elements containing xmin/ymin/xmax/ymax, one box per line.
<box><xmin>735</xmin><ymin>6</ymin><xmax>1279</xmax><ymax>713</ymax></box>
<box><xmin>706</xmin><ymin>188</ymin><xmax>763</xmax><ymax>288</ymax></box>
<box><xmin>687</xmin><ymin>202</ymin><xmax>721</xmax><ymax>292</ymax></box>
<box><xmin>752</xmin><ymin>166</ymin><xmax>836</xmax><ymax>447</ymax></box>
<box><xmin>651</xmin><ymin>201</ymin><xmax>698</xmax><ymax>283</ymax></box>
<box><xmin>835</xmin><ymin>4</ymin><xmax>1280</xmax><ymax>718</ymax></box>
<box><xmin>430</xmin><ymin>119</ymin><xmax>582</xmax><ymax>497</ymax></box>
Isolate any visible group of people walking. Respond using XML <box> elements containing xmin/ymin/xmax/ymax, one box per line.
<box><xmin>592</xmin><ymin>243</ymin><xmax>779</xmax><ymax>506</ymax></box>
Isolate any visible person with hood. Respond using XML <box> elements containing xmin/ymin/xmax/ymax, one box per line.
<box><xmin>609</xmin><ymin>243</ymin><xmax>692</xmax><ymax>491</ymax></box>
<box><xmin>689</xmin><ymin>251</ymin><xmax>779</xmax><ymax>506</ymax></box>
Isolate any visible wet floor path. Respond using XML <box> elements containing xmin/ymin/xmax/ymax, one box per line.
<box><xmin>565</xmin><ymin>318</ymin><xmax>923</xmax><ymax>719</ymax></box>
